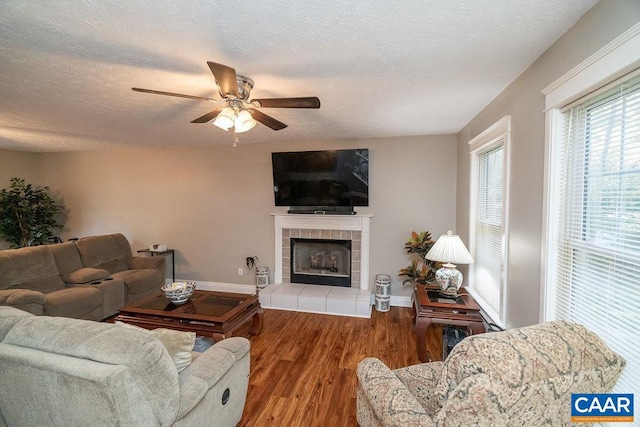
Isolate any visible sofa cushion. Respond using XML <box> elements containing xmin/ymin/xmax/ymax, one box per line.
<box><xmin>62</xmin><ymin>267</ymin><xmax>110</xmax><ymax>284</ymax></box>
<box><xmin>116</xmin><ymin>322</ymin><xmax>196</xmax><ymax>372</ymax></box>
<box><xmin>111</xmin><ymin>269</ymin><xmax>162</xmax><ymax>295</ymax></box>
<box><xmin>48</xmin><ymin>241</ymin><xmax>84</xmax><ymax>275</ymax></box>
<box><xmin>76</xmin><ymin>233</ymin><xmax>133</xmax><ymax>273</ymax></box>
<box><xmin>0</xmin><ymin>246</ymin><xmax>66</xmax><ymax>293</ymax></box>
<box><xmin>44</xmin><ymin>287</ymin><xmax>103</xmax><ymax>320</ymax></box>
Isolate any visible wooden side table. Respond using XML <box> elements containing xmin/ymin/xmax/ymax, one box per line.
<box><xmin>413</xmin><ymin>285</ymin><xmax>485</xmax><ymax>362</ymax></box>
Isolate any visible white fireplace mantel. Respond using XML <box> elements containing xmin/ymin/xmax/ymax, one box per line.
<box><xmin>273</xmin><ymin>214</ymin><xmax>371</xmax><ymax>290</ymax></box>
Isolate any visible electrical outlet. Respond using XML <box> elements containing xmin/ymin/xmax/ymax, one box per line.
<box><xmin>238</xmin><ymin>267</ymin><xmax>243</xmax><ymax>276</ymax></box>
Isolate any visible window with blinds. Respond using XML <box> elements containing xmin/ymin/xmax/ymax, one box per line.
<box><xmin>470</xmin><ymin>137</ymin><xmax>508</xmax><ymax>327</ymax></box>
<box><xmin>550</xmin><ymin>73</ymin><xmax>640</xmax><ymax>396</ymax></box>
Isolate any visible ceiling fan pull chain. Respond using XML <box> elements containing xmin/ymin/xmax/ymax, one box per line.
<box><xmin>233</xmin><ymin>131</ymin><xmax>239</xmax><ymax>148</ymax></box>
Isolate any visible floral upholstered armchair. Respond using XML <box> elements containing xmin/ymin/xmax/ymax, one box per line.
<box><xmin>356</xmin><ymin>321</ymin><xmax>625</xmax><ymax>426</ymax></box>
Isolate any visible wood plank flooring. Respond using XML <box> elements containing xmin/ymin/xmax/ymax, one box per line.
<box><xmin>233</xmin><ymin>306</ymin><xmax>443</xmax><ymax>426</ymax></box>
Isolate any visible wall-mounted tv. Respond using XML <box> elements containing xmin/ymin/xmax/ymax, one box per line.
<box><xmin>272</xmin><ymin>149</ymin><xmax>369</xmax><ymax>213</ymax></box>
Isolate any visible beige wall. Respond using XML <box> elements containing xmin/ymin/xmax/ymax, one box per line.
<box><xmin>27</xmin><ymin>134</ymin><xmax>457</xmax><ymax>296</ymax></box>
<box><xmin>0</xmin><ymin>148</ymin><xmax>41</xmax><ymax>184</ymax></box>
<box><xmin>455</xmin><ymin>0</ymin><xmax>640</xmax><ymax>327</ymax></box>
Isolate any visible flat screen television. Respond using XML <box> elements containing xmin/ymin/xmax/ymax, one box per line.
<box><xmin>272</xmin><ymin>149</ymin><xmax>369</xmax><ymax>213</ymax></box>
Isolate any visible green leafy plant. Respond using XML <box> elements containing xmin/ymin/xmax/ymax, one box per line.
<box><xmin>0</xmin><ymin>178</ymin><xmax>66</xmax><ymax>248</ymax></box>
<box><xmin>399</xmin><ymin>231</ymin><xmax>437</xmax><ymax>285</ymax></box>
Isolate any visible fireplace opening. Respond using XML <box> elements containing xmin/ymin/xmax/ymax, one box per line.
<box><xmin>290</xmin><ymin>238</ymin><xmax>352</xmax><ymax>287</ymax></box>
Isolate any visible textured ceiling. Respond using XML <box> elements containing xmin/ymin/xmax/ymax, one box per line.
<box><xmin>0</xmin><ymin>0</ymin><xmax>597</xmax><ymax>152</ymax></box>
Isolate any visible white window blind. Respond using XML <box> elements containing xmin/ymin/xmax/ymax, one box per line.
<box><xmin>472</xmin><ymin>141</ymin><xmax>505</xmax><ymax>323</ymax></box>
<box><xmin>552</xmin><ymin>73</ymin><xmax>640</xmax><ymax>396</ymax></box>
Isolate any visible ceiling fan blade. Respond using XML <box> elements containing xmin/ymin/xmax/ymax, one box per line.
<box><xmin>191</xmin><ymin>107</ymin><xmax>223</xmax><ymax>124</ymax></box>
<box><xmin>207</xmin><ymin>62</ymin><xmax>239</xmax><ymax>98</ymax></box>
<box><xmin>131</xmin><ymin>87</ymin><xmax>217</xmax><ymax>102</ymax></box>
<box><xmin>251</xmin><ymin>109</ymin><xmax>288</xmax><ymax>131</ymax></box>
<box><xmin>251</xmin><ymin>97</ymin><xmax>321</xmax><ymax>109</ymax></box>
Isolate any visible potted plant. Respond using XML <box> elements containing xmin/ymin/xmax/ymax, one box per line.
<box><xmin>399</xmin><ymin>231</ymin><xmax>437</xmax><ymax>286</ymax></box>
<box><xmin>0</xmin><ymin>178</ymin><xmax>66</xmax><ymax>248</ymax></box>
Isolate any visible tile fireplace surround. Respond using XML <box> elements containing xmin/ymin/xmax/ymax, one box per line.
<box><xmin>259</xmin><ymin>214</ymin><xmax>372</xmax><ymax>318</ymax></box>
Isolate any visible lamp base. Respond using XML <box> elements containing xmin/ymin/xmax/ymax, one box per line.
<box><xmin>435</xmin><ymin>263</ymin><xmax>463</xmax><ymax>296</ymax></box>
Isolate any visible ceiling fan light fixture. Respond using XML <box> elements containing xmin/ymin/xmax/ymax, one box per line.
<box><xmin>234</xmin><ymin>109</ymin><xmax>257</xmax><ymax>133</ymax></box>
<box><xmin>213</xmin><ymin>106</ymin><xmax>235</xmax><ymax>130</ymax></box>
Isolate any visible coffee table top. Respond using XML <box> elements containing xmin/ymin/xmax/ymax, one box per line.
<box><xmin>119</xmin><ymin>290</ymin><xmax>259</xmax><ymax>323</ymax></box>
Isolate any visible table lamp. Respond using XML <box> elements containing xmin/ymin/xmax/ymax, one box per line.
<box><xmin>425</xmin><ymin>230</ymin><xmax>474</xmax><ymax>296</ymax></box>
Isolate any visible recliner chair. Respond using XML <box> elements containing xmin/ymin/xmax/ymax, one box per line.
<box><xmin>356</xmin><ymin>321</ymin><xmax>625</xmax><ymax>426</ymax></box>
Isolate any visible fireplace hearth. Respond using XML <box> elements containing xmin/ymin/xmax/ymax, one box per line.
<box><xmin>291</xmin><ymin>238</ymin><xmax>351</xmax><ymax>287</ymax></box>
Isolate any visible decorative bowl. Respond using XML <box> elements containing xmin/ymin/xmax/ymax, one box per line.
<box><xmin>161</xmin><ymin>281</ymin><xmax>196</xmax><ymax>305</ymax></box>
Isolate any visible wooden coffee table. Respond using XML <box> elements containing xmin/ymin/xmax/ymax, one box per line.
<box><xmin>115</xmin><ymin>290</ymin><xmax>263</xmax><ymax>342</ymax></box>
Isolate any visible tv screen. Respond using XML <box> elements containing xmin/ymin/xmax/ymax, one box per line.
<box><xmin>272</xmin><ymin>149</ymin><xmax>369</xmax><ymax>208</ymax></box>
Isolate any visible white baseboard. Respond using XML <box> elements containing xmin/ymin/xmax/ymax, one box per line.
<box><xmin>390</xmin><ymin>295</ymin><xmax>413</xmax><ymax>308</ymax></box>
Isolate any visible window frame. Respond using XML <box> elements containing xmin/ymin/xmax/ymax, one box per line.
<box><xmin>541</xmin><ymin>22</ymin><xmax>640</xmax><ymax>321</ymax></box>
<box><xmin>539</xmin><ymin>23</ymin><xmax>640</xmax><ymax>416</ymax></box>
<box><xmin>468</xmin><ymin>116</ymin><xmax>511</xmax><ymax>328</ymax></box>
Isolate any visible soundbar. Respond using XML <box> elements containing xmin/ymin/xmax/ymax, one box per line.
<box><xmin>287</xmin><ymin>206</ymin><xmax>356</xmax><ymax>215</ymax></box>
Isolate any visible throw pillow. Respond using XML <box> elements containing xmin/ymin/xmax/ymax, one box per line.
<box><xmin>115</xmin><ymin>322</ymin><xmax>196</xmax><ymax>372</ymax></box>
<box><xmin>62</xmin><ymin>267</ymin><xmax>110</xmax><ymax>284</ymax></box>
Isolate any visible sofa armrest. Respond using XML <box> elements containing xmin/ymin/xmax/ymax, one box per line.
<box><xmin>0</xmin><ymin>289</ymin><xmax>47</xmax><ymax>306</ymax></box>
<box><xmin>0</xmin><ymin>289</ymin><xmax>47</xmax><ymax>316</ymax></box>
<box><xmin>185</xmin><ymin>337</ymin><xmax>250</xmax><ymax>388</ymax></box>
<box><xmin>393</xmin><ymin>361</ymin><xmax>444</xmax><ymax>416</ymax></box>
<box><xmin>62</xmin><ymin>267</ymin><xmax>110</xmax><ymax>284</ymax></box>
<box><xmin>175</xmin><ymin>337</ymin><xmax>250</xmax><ymax>419</ymax></box>
<box><xmin>130</xmin><ymin>256</ymin><xmax>165</xmax><ymax>271</ymax></box>
<box><xmin>357</xmin><ymin>357</ymin><xmax>434</xmax><ymax>426</ymax></box>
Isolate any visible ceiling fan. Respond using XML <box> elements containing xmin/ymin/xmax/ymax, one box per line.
<box><xmin>132</xmin><ymin>61</ymin><xmax>320</xmax><ymax>134</ymax></box>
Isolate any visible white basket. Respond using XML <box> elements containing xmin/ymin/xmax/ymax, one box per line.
<box><xmin>161</xmin><ymin>281</ymin><xmax>196</xmax><ymax>305</ymax></box>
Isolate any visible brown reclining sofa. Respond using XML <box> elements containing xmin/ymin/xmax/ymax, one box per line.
<box><xmin>0</xmin><ymin>233</ymin><xmax>165</xmax><ymax>320</ymax></box>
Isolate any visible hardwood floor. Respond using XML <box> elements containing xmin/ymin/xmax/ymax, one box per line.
<box><xmin>233</xmin><ymin>306</ymin><xmax>443</xmax><ymax>426</ymax></box>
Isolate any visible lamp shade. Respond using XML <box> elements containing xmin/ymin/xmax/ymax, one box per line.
<box><xmin>212</xmin><ymin>106</ymin><xmax>235</xmax><ymax>130</ymax></box>
<box><xmin>234</xmin><ymin>109</ymin><xmax>257</xmax><ymax>133</ymax></box>
<box><xmin>425</xmin><ymin>230</ymin><xmax>474</xmax><ymax>265</ymax></box>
